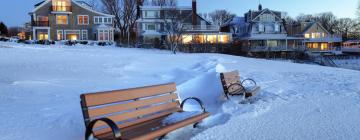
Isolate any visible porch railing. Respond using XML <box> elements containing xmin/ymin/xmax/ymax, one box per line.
<box><xmin>244</xmin><ymin>46</ymin><xmax>307</xmax><ymax>52</ymax></box>
<box><xmin>184</xmin><ymin>25</ymin><xmax>219</xmax><ymax>31</ymax></box>
<box><xmin>32</xmin><ymin>21</ymin><xmax>49</xmax><ymax>27</ymax></box>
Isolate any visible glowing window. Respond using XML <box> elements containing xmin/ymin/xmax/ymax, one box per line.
<box><xmin>56</xmin><ymin>15</ymin><xmax>68</xmax><ymax>25</ymax></box>
<box><xmin>182</xmin><ymin>35</ymin><xmax>193</xmax><ymax>44</ymax></box>
<box><xmin>78</xmin><ymin>15</ymin><xmax>89</xmax><ymax>25</ymax></box>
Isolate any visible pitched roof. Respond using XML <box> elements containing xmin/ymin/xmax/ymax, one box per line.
<box><xmin>29</xmin><ymin>0</ymin><xmax>114</xmax><ymax>17</ymax></box>
<box><xmin>301</xmin><ymin>22</ymin><xmax>330</xmax><ymax>35</ymax></box>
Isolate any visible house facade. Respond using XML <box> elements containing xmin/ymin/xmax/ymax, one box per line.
<box><xmin>287</xmin><ymin>22</ymin><xmax>342</xmax><ymax>52</ymax></box>
<box><xmin>136</xmin><ymin>0</ymin><xmax>232</xmax><ymax>46</ymax></box>
<box><xmin>29</xmin><ymin>0</ymin><xmax>115</xmax><ymax>42</ymax></box>
<box><xmin>222</xmin><ymin>5</ymin><xmax>305</xmax><ymax>54</ymax></box>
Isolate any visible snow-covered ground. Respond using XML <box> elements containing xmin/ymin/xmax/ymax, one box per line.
<box><xmin>1</xmin><ymin>42</ymin><xmax>360</xmax><ymax>140</ymax></box>
<box><xmin>333</xmin><ymin>58</ymin><xmax>360</xmax><ymax>70</ymax></box>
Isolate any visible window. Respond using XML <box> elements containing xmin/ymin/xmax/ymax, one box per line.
<box><xmin>78</xmin><ymin>15</ymin><xmax>89</xmax><ymax>25</ymax></box>
<box><xmin>260</xmin><ymin>14</ymin><xmax>275</xmax><ymax>22</ymax></box>
<box><xmin>304</xmin><ymin>34</ymin><xmax>310</xmax><ymax>38</ymax></box>
<box><xmin>258</xmin><ymin>23</ymin><xmax>264</xmax><ymax>32</ymax></box>
<box><xmin>64</xmin><ymin>30</ymin><xmax>80</xmax><ymax>40</ymax></box>
<box><xmin>274</xmin><ymin>24</ymin><xmax>280</xmax><ymax>32</ymax></box>
<box><xmin>104</xmin><ymin>30</ymin><xmax>109</xmax><ymax>41</ymax></box>
<box><xmin>57</xmin><ymin>30</ymin><xmax>63</xmax><ymax>40</ymax></box>
<box><xmin>37</xmin><ymin>32</ymin><xmax>48</xmax><ymax>40</ymax></box>
<box><xmin>267</xmin><ymin>40</ymin><xmax>278</xmax><ymax>47</ymax></box>
<box><xmin>145</xmin><ymin>23</ymin><xmax>156</xmax><ymax>31</ymax></box>
<box><xmin>37</xmin><ymin>16</ymin><xmax>49</xmax><ymax>21</ymax></box>
<box><xmin>143</xmin><ymin>11</ymin><xmax>160</xmax><ymax>18</ymax></box>
<box><xmin>56</xmin><ymin>15</ymin><xmax>68</xmax><ymax>25</ymax></box>
<box><xmin>98</xmin><ymin>29</ymin><xmax>113</xmax><ymax>41</ymax></box>
<box><xmin>94</xmin><ymin>17</ymin><xmax>112</xmax><ymax>24</ymax></box>
<box><xmin>82</xmin><ymin>30</ymin><xmax>88</xmax><ymax>40</ymax></box>
<box><xmin>321</xmin><ymin>43</ymin><xmax>328</xmax><ymax>50</ymax></box>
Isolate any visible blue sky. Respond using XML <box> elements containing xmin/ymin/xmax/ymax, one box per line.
<box><xmin>0</xmin><ymin>0</ymin><xmax>358</xmax><ymax>27</ymax></box>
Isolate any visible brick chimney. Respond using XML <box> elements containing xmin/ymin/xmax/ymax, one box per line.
<box><xmin>192</xmin><ymin>0</ymin><xmax>197</xmax><ymax>26</ymax></box>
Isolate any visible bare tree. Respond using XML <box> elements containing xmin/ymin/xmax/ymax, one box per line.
<box><xmin>101</xmin><ymin>0</ymin><xmax>139</xmax><ymax>44</ymax></box>
<box><xmin>163</xmin><ymin>7</ymin><xmax>187</xmax><ymax>54</ymax></box>
<box><xmin>209</xmin><ymin>10</ymin><xmax>236</xmax><ymax>27</ymax></box>
<box><xmin>296</xmin><ymin>14</ymin><xmax>315</xmax><ymax>22</ymax></box>
<box><xmin>313</xmin><ymin>12</ymin><xmax>338</xmax><ymax>33</ymax></box>
<box><xmin>150</xmin><ymin>0</ymin><xmax>176</xmax><ymax>6</ymax></box>
<box><xmin>335</xmin><ymin>18</ymin><xmax>360</xmax><ymax>40</ymax></box>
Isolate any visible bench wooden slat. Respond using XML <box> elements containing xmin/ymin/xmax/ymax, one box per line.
<box><xmin>95</xmin><ymin>112</ymin><xmax>210</xmax><ymax>140</ymax></box>
<box><xmin>82</xmin><ymin>83</ymin><xmax>177</xmax><ymax>107</ymax></box>
<box><xmin>221</xmin><ymin>71</ymin><xmax>239</xmax><ymax>79</ymax></box>
<box><xmin>93</xmin><ymin>101</ymin><xmax>180</xmax><ymax>128</ymax></box>
<box><xmin>88</xmin><ymin>93</ymin><xmax>179</xmax><ymax>118</ymax></box>
<box><xmin>126</xmin><ymin>113</ymin><xmax>210</xmax><ymax>140</ymax></box>
<box><xmin>93</xmin><ymin>108</ymin><xmax>181</xmax><ymax>136</ymax></box>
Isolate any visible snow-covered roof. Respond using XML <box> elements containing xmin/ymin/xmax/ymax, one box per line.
<box><xmin>222</xmin><ymin>17</ymin><xmax>245</xmax><ymax>27</ymax></box>
<box><xmin>96</xmin><ymin>24</ymin><xmax>113</xmax><ymax>29</ymax></box>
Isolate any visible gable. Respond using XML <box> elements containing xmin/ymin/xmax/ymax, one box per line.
<box><xmin>302</xmin><ymin>22</ymin><xmax>329</xmax><ymax>35</ymax></box>
<box><xmin>30</xmin><ymin>0</ymin><xmax>114</xmax><ymax>17</ymax></box>
<box><xmin>252</xmin><ymin>9</ymin><xmax>282</xmax><ymax>22</ymax></box>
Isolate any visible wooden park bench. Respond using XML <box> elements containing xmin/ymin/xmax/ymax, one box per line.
<box><xmin>80</xmin><ymin>83</ymin><xmax>210</xmax><ymax>140</ymax></box>
<box><xmin>220</xmin><ymin>71</ymin><xmax>261</xmax><ymax>99</ymax></box>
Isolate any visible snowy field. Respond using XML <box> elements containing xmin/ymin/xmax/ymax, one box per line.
<box><xmin>1</xmin><ymin>42</ymin><xmax>360</xmax><ymax>140</ymax></box>
<box><xmin>333</xmin><ymin>58</ymin><xmax>360</xmax><ymax>71</ymax></box>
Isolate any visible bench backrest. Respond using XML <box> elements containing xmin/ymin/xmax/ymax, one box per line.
<box><xmin>220</xmin><ymin>71</ymin><xmax>242</xmax><ymax>94</ymax></box>
<box><xmin>80</xmin><ymin>83</ymin><xmax>181</xmax><ymax>135</ymax></box>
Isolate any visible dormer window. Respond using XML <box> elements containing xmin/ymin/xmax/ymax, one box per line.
<box><xmin>260</xmin><ymin>14</ymin><xmax>275</xmax><ymax>22</ymax></box>
<box><xmin>52</xmin><ymin>0</ymin><xmax>71</xmax><ymax>12</ymax></box>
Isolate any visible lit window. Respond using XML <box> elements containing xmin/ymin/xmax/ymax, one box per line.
<box><xmin>78</xmin><ymin>15</ymin><xmax>89</xmax><ymax>25</ymax></box>
<box><xmin>65</xmin><ymin>30</ymin><xmax>80</xmax><ymax>40</ymax></box>
<box><xmin>304</xmin><ymin>34</ymin><xmax>310</xmax><ymax>38</ymax></box>
<box><xmin>321</xmin><ymin>43</ymin><xmax>328</xmax><ymax>50</ymax></box>
<box><xmin>207</xmin><ymin>35</ymin><xmax>217</xmax><ymax>44</ymax></box>
<box><xmin>38</xmin><ymin>32</ymin><xmax>48</xmax><ymax>40</ymax></box>
<box><xmin>182</xmin><ymin>35</ymin><xmax>193</xmax><ymax>44</ymax></box>
<box><xmin>56</xmin><ymin>15</ymin><xmax>68</xmax><ymax>25</ymax></box>
<box><xmin>219</xmin><ymin>35</ymin><xmax>229</xmax><ymax>43</ymax></box>
<box><xmin>57</xmin><ymin>30</ymin><xmax>63</xmax><ymax>40</ymax></box>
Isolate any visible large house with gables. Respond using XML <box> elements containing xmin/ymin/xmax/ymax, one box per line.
<box><xmin>29</xmin><ymin>0</ymin><xmax>115</xmax><ymax>42</ymax></box>
<box><xmin>136</xmin><ymin>0</ymin><xmax>232</xmax><ymax>46</ymax></box>
<box><xmin>287</xmin><ymin>22</ymin><xmax>342</xmax><ymax>52</ymax></box>
<box><xmin>222</xmin><ymin>5</ymin><xmax>305</xmax><ymax>55</ymax></box>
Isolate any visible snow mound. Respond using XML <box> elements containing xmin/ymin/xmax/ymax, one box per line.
<box><xmin>177</xmin><ymin>68</ymin><xmax>226</xmax><ymax>111</ymax></box>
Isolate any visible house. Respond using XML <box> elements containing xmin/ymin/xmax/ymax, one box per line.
<box><xmin>29</xmin><ymin>0</ymin><xmax>115</xmax><ymax>42</ymax></box>
<box><xmin>136</xmin><ymin>0</ymin><xmax>232</xmax><ymax>46</ymax></box>
<box><xmin>221</xmin><ymin>5</ymin><xmax>304</xmax><ymax>55</ymax></box>
<box><xmin>287</xmin><ymin>22</ymin><xmax>342</xmax><ymax>52</ymax></box>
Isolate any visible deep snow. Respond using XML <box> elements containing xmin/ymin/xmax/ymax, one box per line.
<box><xmin>1</xmin><ymin>42</ymin><xmax>360</xmax><ymax>140</ymax></box>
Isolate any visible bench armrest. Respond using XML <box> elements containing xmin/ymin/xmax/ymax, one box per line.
<box><xmin>85</xmin><ymin>118</ymin><xmax>121</xmax><ymax>140</ymax></box>
<box><xmin>241</xmin><ymin>78</ymin><xmax>257</xmax><ymax>86</ymax></box>
<box><xmin>180</xmin><ymin>97</ymin><xmax>206</xmax><ymax>113</ymax></box>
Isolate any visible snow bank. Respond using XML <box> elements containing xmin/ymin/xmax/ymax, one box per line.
<box><xmin>1</xmin><ymin>42</ymin><xmax>360</xmax><ymax>140</ymax></box>
<box><xmin>177</xmin><ymin>65</ymin><xmax>226</xmax><ymax>111</ymax></box>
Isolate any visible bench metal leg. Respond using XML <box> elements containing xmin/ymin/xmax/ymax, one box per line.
<box><xmin>158</xmin><ymin>134</ymin><xmax>167</xmax><ymax>140</ymax></box>
<box><xmin>193</xmin><ymin>122</ymin><xmax>200</xmax><ymax>128</ymax></box>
